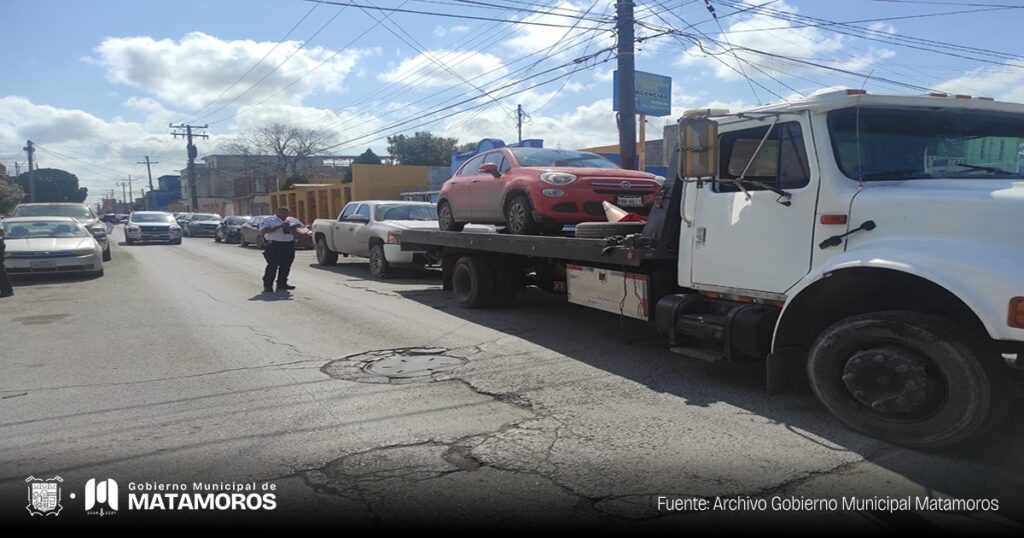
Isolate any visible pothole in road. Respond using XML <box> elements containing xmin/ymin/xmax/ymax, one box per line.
<box><xmin>321</xmin><ymin>347</ymin><xmax>467</xmax><ymax>384</ymax></box>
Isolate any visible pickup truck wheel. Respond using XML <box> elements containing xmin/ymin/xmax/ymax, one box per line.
<box><xmin>316</xmin><ymin>237</ymin><xmax>338</xmax><ymax>266</ymax></box>
<box><xmin>452</xmin><ymin>256</ymin><xmax>495</xmax><ymax>308</ymax></box>
<box><xmin>369</xmin><ymin>243</ymin><xmax>389</xmax><ymax>279</ymax></box>
<box><xmin>438</xmin><ymin>200</ymin><xmax>465</xmax><ymax>232</ymax></box>
<box><xmin>504</xmin><ymin>194</ymin><xmax>541</xmax><ymax>235</ymax></box>
<box><xmin>214</xmin><ymin>232</ymin><xmax>222</xmax><ymax>243</ymax></box>
<box><xmin>807</xmin><ymin>311</ymin><xmax>1011</xmax><ymax>448</ymax></box>
<box><xmin>102</xmin><ymin>248</ymin><xmax>112</xmax><ymax>262</ymax></box>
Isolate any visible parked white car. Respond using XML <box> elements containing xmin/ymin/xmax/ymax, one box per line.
<box><xmin>312</xmin><ymin>201</ymin><xmax>441</xmax><ymax>278</ymax></box>
<box><xmin>2</xmin><ymin>217</ymin><xmax>104</xmax><ymax>277</ymax></box>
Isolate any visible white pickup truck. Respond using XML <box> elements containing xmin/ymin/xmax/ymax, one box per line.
<box><xmin>399</xmin><ymin>90</ymin><xmax>1024</xmax><ymax>448</ymax></box>
<box><xmin>311</xmin><ymin>200</ymin><xmax>440</xmax><ymax>278</ymax></box>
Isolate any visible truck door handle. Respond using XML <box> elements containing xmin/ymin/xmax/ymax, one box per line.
<box><xmin>471</xmin><ymin>179</ymin><xmax>480</xmax><ymax>183</ymax></box>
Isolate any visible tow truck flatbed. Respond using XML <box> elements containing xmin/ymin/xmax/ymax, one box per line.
<box><xmin>399</xmin><ymin>229</ymin><xmax>673</xmax><ymax>267</ymax></box>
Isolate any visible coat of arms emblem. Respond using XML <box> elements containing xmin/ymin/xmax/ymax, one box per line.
<box><xmin>25</xmin><ymin>475</ymin><xmax>63</xmax><ymax>516</ymax></box>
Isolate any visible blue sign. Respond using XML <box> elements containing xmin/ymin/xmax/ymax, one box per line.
<box><xmin>613</xmin><ymin>70</ymin><xmax>672</xmax><ymax>117</ymax></box>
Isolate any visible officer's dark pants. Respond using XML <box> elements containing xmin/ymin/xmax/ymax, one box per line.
<box><xmin>0</xmin><ymin>240</ymin><xmax>12</xmax><ymax>295</ymax></box>
<box><xmin>262</xmin><ymin>240</ymin><xmax>295</xmax><ymax>289</ymax></box>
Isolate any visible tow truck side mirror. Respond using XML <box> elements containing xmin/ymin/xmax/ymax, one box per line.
<box><xmin>678</xmin><ymin>112</ymin><xmax>722</xmax><ymax>179</ymax></box>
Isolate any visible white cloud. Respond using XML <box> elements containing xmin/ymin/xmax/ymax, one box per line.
<box><xmin>434</xmin><ymin>25</ymin><xmax>471</xmax><ymax>38</ymax></box>
<box><xmin>379</xmin><ymin>50</ymin><xmax>507</xmax><ymax>88</ymax></box>
<box><xmin>0</xmin><ymin>96</ymin><xmax>181</xmax><ymax>200</ymax></box>
<box><xmin>937</xmin><ymin>64</ymin><xmax>1024</xmax><ymax>103</ymax></box>
<box><xmin>89</xmin><ymin>32</ymin><xmax>366</xmax><ymax>110</ymax></box>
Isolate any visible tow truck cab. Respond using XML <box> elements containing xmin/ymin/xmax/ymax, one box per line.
<box><xmin>401</xmin><ymin>90</ymin><xmax>1024</xmax><ymax>448</ymax></box>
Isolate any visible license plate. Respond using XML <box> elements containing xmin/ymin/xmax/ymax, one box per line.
<box><xmin>616</xmin><ymin>195</ymin><xmax>643</xmax><ymax>208</ymax></box>
<box><xmin>30</xmin><ymin>260</ymin><xmax>57</xmax><ymax>269</ymax></box>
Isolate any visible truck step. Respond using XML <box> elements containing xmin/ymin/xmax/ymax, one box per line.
<box><xmin>669</xmin><ymin>346</ymin><xmax>727</xmax><ymax>363</ymax></box>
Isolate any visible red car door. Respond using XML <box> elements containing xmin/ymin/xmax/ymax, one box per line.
<box><xmin>472</xmin><ymin>150</ymin><xmax>512</xmax><ymax>222</ymax></box>
<box><xmin>447</xmin><ymin>154</ymin><xmax>487</xmax><ymax>221</ymax></box>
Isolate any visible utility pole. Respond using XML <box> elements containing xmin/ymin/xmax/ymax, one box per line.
<box><xmin>615</xmin><ymin>1</ymin><xmax>637</xmax><ymax>170</ymax></box>
<box><xmin>137</xmin><ymin>156</ymin><xmax>158</xmax><ymax>209</ymax></box>
<box><xmin>117</xmin><ymin>181</ymin><xmax>128</xmax><ymax>212</ymax></box>
<box><xmin>516</xmin><ymin>104</ymin><xmax>527</xmax><ymax>144</ymax></box>
<box><xmin>169</xmin><ymin>124</ymin><xmax>209</xmax><ymax>211</ymax></box>
<box><xmin>124</xmin><ymin>175</ymin><xmax>135</xmax><ymax>207</ymax></box>
<box><xmin>23</xmin><ymin>140</ymin><xmax>36</xmax><ymax>202</ymax></box>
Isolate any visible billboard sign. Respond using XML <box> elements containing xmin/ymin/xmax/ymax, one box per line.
<box><xmin>613</xmin><ymin>70</ymin><xmax>672</xmax><ymax>117</ymax></box>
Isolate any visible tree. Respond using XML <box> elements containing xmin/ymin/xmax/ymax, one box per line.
<box><xmin>13</xmin><ymin>168</ymin><xmax>88</xmax><ymax>203</ymax></box>
<box><xmin>220</xmin><ymin>123</ymin><xmax>337</xmax><ymax>184</ymax></box>
<box><xmin>456</xmin><ymin>142</ymin><xmax>478</xmax><ymax>153</ymax></box>
<box><xmin>280</xmin><ymin>174</ymin><xmax>308</xmax><ymax>190</ymax></box>
<box><xmin>0</xmin><ymin>181</ymin><xmax>25</xmax><ymax>214</ymax></box>
<box><xmin>344</xmin><ymin>148</ymin><xmax>383</xmax><ymax>182</ymax></box>
<box><xmin>353</xmin><ymin>148</ymin><xmax>382</xmax><ymax>165</ymax></box>
<box><xmin>386</xmin><ymin>131</ymin><xmax>458</xmax><ymax>166</ymax></box>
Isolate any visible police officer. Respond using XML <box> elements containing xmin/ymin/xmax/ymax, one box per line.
<box><xmin>0</xmin><ymin>216</ymin><xmax>12</xmax><ymax>298</ymax></box>
<box><xmin>260</xmin><ymin>207</ymin><xmax>297</xmax><ymax>293</ymax></box>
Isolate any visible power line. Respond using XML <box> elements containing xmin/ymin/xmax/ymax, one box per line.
<box><xmin>711</xmin><ymin>0</ymin><xmax>1024</xmax><ymax>69</ymax></box>
<box><xmin>304</xmin><ymin>0</ymin><xmax>611</xmax><ymax>30</ymax></box>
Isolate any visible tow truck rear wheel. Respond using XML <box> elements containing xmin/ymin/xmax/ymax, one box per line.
<box><xmin>452</xmin><ymin>256</ymin><xmax>495</xmax><ymax>308</ymax></box>
<box><xmin>807</xmin><ymin>311</ymin><xmax>1012</xmax><ymax>448</ymax></box>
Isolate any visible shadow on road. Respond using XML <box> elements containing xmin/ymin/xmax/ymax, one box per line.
<box><xmin>9</xmin><ymin>273</ymin><xmax>103</xmax><ymax>287</ymax></box>
<box><xmin>308</xmin><ymin>260</ymin><xmax>442</xmax><ymax>285</ymax></box>
<box><xmin>394</xmin><ymin>284</ymin><xmax>1024</xmax><ymax>522</ymax></box>
<box><xmin>248</xmin><ymin>291</ymin><xmax>295</xmax><ymax>302</ymax></box>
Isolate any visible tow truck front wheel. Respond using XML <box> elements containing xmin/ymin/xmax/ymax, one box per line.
<box><xmin>808</xmin><ymin>311</ymin><xmax>1011</xmax><ymax>449</ymax></box>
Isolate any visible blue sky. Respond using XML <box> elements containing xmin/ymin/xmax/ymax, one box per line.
<box><xmin>2</xmin><ymin>0</ymin><xmax>1023</xmax><ymax>202</ymax></box>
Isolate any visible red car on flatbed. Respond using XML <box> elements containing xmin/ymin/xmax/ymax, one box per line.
<box><xmin>437</xmin><ymin>147</ymin><xmax>662</xmax><ymax>234</ymax></box>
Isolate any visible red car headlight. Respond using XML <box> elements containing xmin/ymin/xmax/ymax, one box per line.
<box><xmin>540</xmin><ymin>172</ymin><xmax>577</xmax><ymax>185</ymax></box>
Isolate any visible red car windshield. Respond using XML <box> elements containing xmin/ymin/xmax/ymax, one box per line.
<box><xmin>508</xmin><ymin>149</ymin><xmax>620</xmax><ymax>169</ymax></box>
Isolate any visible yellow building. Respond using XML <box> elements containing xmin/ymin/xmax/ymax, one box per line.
<box><xmin>268</xmin><ymin>164</ymin><xmax>434</xmax><ymax>224</ymax></box>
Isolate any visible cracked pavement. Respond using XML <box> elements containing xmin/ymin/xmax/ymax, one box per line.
<box><xmin>1</xmin><ymin>236</ymin><xmax>1022</xmax><ymax>531</ymax></box>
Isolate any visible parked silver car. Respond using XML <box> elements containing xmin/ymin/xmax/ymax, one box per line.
<box><xmin>185</xmin><ymin>213</ymin><xmax>221</xmax><ymax>237</ymax></box>
<box><xmin>2</xmin><ymin>217</ymin><xmax>104</xmax><ymax>277</ymax></box>
<box><xmin>12</xmin><ymin>203</ymin><xmax>111</xmax><ymax>261</ymax></box>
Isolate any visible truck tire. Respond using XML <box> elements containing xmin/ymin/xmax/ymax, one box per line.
<box><xmin>369</xmin><ymin>243</ymin><xmax>389</xmax><ymax>279</ymax></box>
<box><xmin>807</xmin><ymin>311</ymin><xmax>1012</xmax><ymax>448</ymax></box>
<box><xmin>452</xmin><ymin>255</ymin><xmax>495</xmax><ymax>308</ymax></box>
<box><xmin>574</xmin><ymin>221</ymin><xmax>646</xmax><ymax>239</ymax></box>
<box><xmin>438</xmin><ymin>200</ymin><xmax>465</xmax><ymax>232</ymax></box>
<box><xmin>316</xmin><ymin>237</ymin><xmax>338</xmax><ymax>266</ymax></box>
<box><xmin>492</xmin><ymin>259</ymin><xmax>522</xmax><ymax>307</ymax></box>
<box><xmin>504</xmin><ymin>194</ymin><xmax>542</xmax><ymax>235</ymax></box>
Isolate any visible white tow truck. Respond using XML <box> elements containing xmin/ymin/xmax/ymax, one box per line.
<box><xmin>398</xmin><ymin>90</ymin><xmax>1024</xmax><ymax>448</ymax></box>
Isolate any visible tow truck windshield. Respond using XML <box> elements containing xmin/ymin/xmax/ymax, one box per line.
<box><xmin>828</xmin><ymin>106</ymin><xmax>1024</xmax><ymax>181</ymax></box>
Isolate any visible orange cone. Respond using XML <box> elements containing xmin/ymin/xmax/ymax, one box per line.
<box><xmin>602</xmin><ymin>201</ymin><xmax>629</xmax><ymax>222</ymax></box>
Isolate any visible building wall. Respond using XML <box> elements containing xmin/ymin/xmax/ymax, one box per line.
<box><xmin>267</xmin><ymin>164</ymin><xmax>435</xmax><ymax>224</ymax></box>
<box><xmin>349</xmin><ymin>164</ymin><xmax>429</xmax><ymax>200</ymax></box>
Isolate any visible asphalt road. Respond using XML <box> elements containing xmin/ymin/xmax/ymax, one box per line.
<box><xmin>1</xmin><ymin>231</ymin><xmax>1022</xmax><ymax>531</ymax></box>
